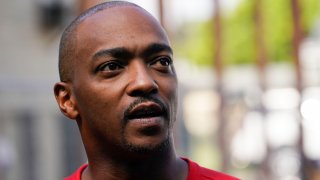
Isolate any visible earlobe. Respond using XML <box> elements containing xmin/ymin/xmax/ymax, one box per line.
<box><xmin>54</xmin><ymin>82</ymin><xmax>79</xmax><ymax>120</ymax></box>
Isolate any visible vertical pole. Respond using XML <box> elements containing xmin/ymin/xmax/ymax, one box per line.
<box><xmin>213</xmin><ymin>0</ymin><xmax>223</xmax><ymax>80</ymax></box>
<box><xmin>158</xmin><ymin>0</ymin><xmax>173</xmax><ymax>40</ymax></box>
<box><xmin>254</xmin><ymin>0</ymin><xmax>267</xmax><ymax>90</ymax></box>
<box><xmin>253</xmin><ymin>0</ymin><xmax>270</xmax><ymax>179</ymax></box>
<box><xmin>158</xmin><ymin>0</ymin><xmax>165</xmax><ymax>28</ymax></box>
<box><xmin>291</xmin><ymin>1</ymin><xmax>303</xmax><ymax>91</ymax></box>
<box><xmin>213</xmin><ymin>0</ymin><xmax>228</xmax><ymax>172</ymax></box>
<box><xmin>290</xmin><ymin>0</ymin><xmax>307</xmax><ymax>179</ymax></box>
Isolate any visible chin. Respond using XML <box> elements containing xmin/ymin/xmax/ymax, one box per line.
<box><xmin>123</xmin><ymin>136</ymin><xmax>171</xmax><ymax>154</ymax></box>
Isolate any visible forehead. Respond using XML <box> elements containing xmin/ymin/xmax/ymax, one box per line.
<box><xmin>75</xmin><ymin>6</ymin><xmax>169</xmax><ymax>53</ymax></box>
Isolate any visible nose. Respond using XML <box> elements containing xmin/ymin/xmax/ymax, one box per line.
<box><xmin>126</xmin><ymin>60</ymin><xmax>158</xmax><ymax>96</ymax></box>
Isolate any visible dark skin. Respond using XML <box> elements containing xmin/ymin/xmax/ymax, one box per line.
<box><xmin>54</xmin><ymin>5</ymin><xmax>188</xmax><ymax>180</ymax></box>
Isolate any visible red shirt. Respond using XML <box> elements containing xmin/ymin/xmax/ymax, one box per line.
<box><xmin>182</xmin><ymin>158</ymin><xmax>239</xmax><ymax>180</ymax></box>
<box><xmin>65</xmin><ymin>158</ymin><xmax>239</xmax><ymax>180</ymax></box>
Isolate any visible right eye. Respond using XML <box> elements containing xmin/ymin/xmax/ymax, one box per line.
<box><xmin>98</xmin><ymin>61</ymin><xmax>124</xmax><ymax>72</ymax></box>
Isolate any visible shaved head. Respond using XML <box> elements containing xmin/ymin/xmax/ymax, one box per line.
<box><xmin>58</xmin><ymin>1</ymin><xmax>140</xmax><ymax>82</ymax></box>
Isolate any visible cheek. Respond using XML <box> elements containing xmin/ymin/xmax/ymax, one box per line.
<box><xmin>161</xmin><ymin>76</ymin><xmax>177</xmax><ymax>97</ymax></box>
<box><xmin>74</xmin><ymin>83</ymin><xmax>124</xmax><ymax>133</ymax></box>
<box><xmin>158</xmin><ymin>77</ymin><xmax>178</xmax><ymax>108</ymax></box>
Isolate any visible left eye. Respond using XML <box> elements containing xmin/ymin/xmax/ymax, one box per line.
<box><xmin>150</xmin><ymin>56</ymin><xmax>173</xmax><ymax>73</ymax></box>
<box><xmin>151</xmin><ymin>57</ymin><xmax>172</xmax><ymax>67</ymax></box>
<box><xmin>98</xmin><ymin>61</ymin><xmax>123</xmax><ymax>72</ymax></box>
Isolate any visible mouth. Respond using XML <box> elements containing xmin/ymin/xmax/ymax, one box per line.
<box><xmin>124</xmin><ymin>100</ymin><xmax>169</xmax><ymax>137</ymax></box>
<box><xmin>127</xmin><ymin>102</ymin><xmax>164</xmax><ymax>120</ymax></box>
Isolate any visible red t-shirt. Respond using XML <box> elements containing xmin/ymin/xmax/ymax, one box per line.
<box><xmin>64</xmin><ymin>158</ymin><xmax>239</xmax><ymax>180</ymax></box>
<box><xmin>181</xmin><ymin>158</ymin><xmax>239</xmax><ymax>180</ymax></box>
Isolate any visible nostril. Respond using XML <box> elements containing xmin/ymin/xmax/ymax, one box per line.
<box><xmin>150</xmin><ymin>88</ymin><xmax>158</xmax><ymax>94</ymax></box>
<box><xmin>130</xmin><ymin>85</ymin><xmax>158</xmax><ymax>97</ymax></box>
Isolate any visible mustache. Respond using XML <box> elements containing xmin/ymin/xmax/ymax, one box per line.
<box><xmin>123</xmin><ymin>96</ymin><xmax>169</xmax><ymax>122</ymax></box>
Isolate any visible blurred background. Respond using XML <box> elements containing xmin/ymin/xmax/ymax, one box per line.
<box><xmin>1</xmin><ymin>0</ymin><xmax>320</xmax><ymax>179</ymax></box>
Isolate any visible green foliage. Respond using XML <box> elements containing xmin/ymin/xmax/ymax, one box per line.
<box><xmin>174</xmin><ymin>21</ymin><xmax>215</xmax><ymax>66</ymax></box>
<box><xmin>223</xmin><ymin>0</ymin><xmax>256</xmax><ymax>64</ymax></box>
<box><xmin>301</xmin><ymin>0</ymin><xmax>320</xmax><ymax>33</ymax></box>
<box><xmin>175</xmin><ymin>0</ymin><xmax>320</xmax><ymax>66</ymax></box>
<box><xmin>263</xmin><ymin>0</ymin><xmax>293</xmax><ymax>62</ymax></box>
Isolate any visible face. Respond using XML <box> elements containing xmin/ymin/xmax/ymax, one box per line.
<box><xmin>58</xmin><ymin>6</ymin><xmax>178</xmax><ymax>155</ymax></box>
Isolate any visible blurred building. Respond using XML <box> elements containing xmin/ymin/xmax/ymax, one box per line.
<box><xmin>0</xmin><ymin>0</ymin><xmax>87</xmax><ymax>179</ymax></box>
<box><xmin>1</xmin><ymin>0</ymin><xmax>320</xmax><ymax>180</ymax></box>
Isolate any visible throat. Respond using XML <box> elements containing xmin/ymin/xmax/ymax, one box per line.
<box><xmin>122</xmin><ymin>156</ymin><xmax>187</xmax><ymax>180</ymax></box>
<box><xmin>86</xmin><ymin>150</ymin><xmax>187</xmax><ymax>180</ymax></box>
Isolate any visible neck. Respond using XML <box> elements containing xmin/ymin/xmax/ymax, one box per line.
<box><xmin>83</xmin><ymin>139</ymin><xmax>188</xmax><ymax>180</ymax></box>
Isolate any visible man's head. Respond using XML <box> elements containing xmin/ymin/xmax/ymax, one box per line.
<box><xmin>54</xmin><ymin>1</ymin><xmax>178</xmax><ymax>158</ymax></box>
<box><xmin>58</xmin><ymin>1</ymin><xmax>140</xmax><ymax>82</ymax></box>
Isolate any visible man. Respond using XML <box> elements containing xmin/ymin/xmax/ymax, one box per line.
<box><xmin>54</xmin><ymin>1</ymin><xmax>239</xmax><ymax>179</ymax></box>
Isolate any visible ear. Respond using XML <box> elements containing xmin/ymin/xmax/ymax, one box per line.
<box><xmin>54</xmin><ymin>82</ymin><xmax>79</xmax><ymax>120</ymax></box>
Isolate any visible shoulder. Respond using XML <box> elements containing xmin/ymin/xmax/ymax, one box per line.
<box><xmin>64</xmin><ymin>164</ymin><xmax>88</xmax><ymax>180</ymax></box>
<box><xmin>181</xmin><ymin>157</ymin><xmax>240</xmax><ymax>180</ymax></box>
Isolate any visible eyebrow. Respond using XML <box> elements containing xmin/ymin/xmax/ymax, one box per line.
<box><xmin>141</xmin><ymin>43</ymin><xmax>173</xmax><ymax>58</ymax></box>
<box><xmin>93</xmin><ymin>47</ymin><xmax>132</xmax><ymax>60</ymax></box>
<box><xmin>92</xmin><ymin>43</ymin><xmax>173</xmax><ymax>61</ymax></box>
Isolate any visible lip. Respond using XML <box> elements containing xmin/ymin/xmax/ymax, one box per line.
<box><xmin>127</xmin><ymin>116</ymin><xmax>165</xmax><ymax>135</ymax></box>
<box><xmin>127</xmin><ymin>101</ymin><xmax>164</xmax><ymax>120</ymax></box>
<box><xmin>125</xmin><ymin>101</ymin><xmax>166</xmax><ymax>133</ymax></box>
<box><xmin>128</xmin><ymin>116</ymin><xmax>164</xmax><ymax>127</ymax></box>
